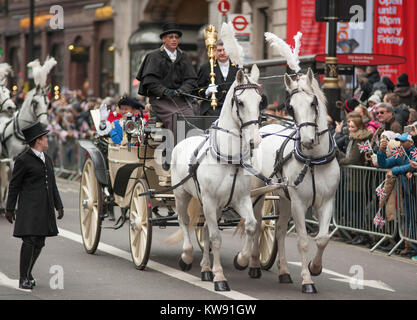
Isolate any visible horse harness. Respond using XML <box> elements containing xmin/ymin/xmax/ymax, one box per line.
<box><xmin>139</xmin><ymin>78</ymin><xmax>272</xmax><ymax>208</ymax></box>
<box><xmin>1</xmin><ymin>92</ymin><xmax>49</xmax><ymax>156</ymax></box>
<box><xmin>269</xmin><ymin>88</ymin><xmax>337</xmax><ymax>207</ymax></box>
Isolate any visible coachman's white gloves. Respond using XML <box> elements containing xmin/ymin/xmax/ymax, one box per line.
<box><xmin>205</xmin><ymin>84</ymin><xmax>218</xmax><ymax>97</ymax></box>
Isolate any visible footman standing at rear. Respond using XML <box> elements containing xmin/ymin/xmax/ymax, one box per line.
<box><xmin>5</xmin><ymin>121</ymin><xmax>64</xmax><ymax>290</ymax></box>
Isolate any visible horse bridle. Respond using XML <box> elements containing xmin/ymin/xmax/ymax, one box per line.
<box><xmin>30</xmin><ymin>91</ymin><xmax>49</xmax><ymax>120</ymax></box>
<box><xmin>286</xmin><ymin>87</ymin><xmax>328</xmax><ymax>144</ymax></box>
<box><xmin>231</xmin><ymin>79</ymin><xmax>262</xmax><ymax>132</ymax></box>
<box><xmin>0</xmin><ymin>86</ymin><xmax>12</xmax><ymax>112</ymax></box>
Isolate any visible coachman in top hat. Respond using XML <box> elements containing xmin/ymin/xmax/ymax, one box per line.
<box><xmin>5</xmin><ymin>121</ymin><xmax>64</xmax><ymax>290</ymax></box>
<box><xmin>136</xmin><ymin>23</ymin><xmax>198</xmax><ymax>132</ymax></box>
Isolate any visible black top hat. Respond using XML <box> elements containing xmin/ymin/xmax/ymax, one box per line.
<box><xmin>22</xmin><ymin>121</ymin><xmax>49</xmax><ymax>144</ymax></box>
<box><xmin>118</xmin><ymin>97</ymin><xmax>144</xmax><ymax>110</ymax></box>
<box><xmin>160</xmin><ymin>23</ymin><xmax>183</xmax><ymax>39</ymax></box>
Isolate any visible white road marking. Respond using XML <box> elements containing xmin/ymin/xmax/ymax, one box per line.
<box><xmin>0</xmin><ymin>272</ymin><xmax>31</xmax><ymax>292</ymax></box>
<box><xmin>287</xmin><ymin>261</ymin><xmax>395</xmax><ymax>292</ymax></box>
<box><xmin>58</xmin><ymin>228</ymin><xmax>257</xmax><ymax>300</ymax></box>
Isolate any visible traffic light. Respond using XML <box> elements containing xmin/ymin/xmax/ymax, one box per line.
<box><xmin>54</xmin><ymin>85</ymin><xmax>60</xmax><ymax>100</ymax></box>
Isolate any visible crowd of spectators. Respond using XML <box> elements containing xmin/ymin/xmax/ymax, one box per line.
<box><xmin>330</xmin><ymin>68</ymin><xmax>417</xmax><ymax>260</ymax></box>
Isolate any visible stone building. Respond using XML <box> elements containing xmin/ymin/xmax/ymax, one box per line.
<box><xmin>0</xmin><ymin>0</ymin><xmax>288</xmax><ymax>97</ymax></box>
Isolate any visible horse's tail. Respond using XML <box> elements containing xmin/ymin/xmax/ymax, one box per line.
<box><xmin>163</xmin><ymin>197</ymin><xmax>202</xmax><ymax>244</ymax></box>
<box><xmin>233</xmin><ymin>218</ymin><xmax>246</xmax><ymax>238</ymax></box>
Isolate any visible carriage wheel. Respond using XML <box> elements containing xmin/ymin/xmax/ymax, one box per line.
<box><xmin>79</xmin><ymin>158</ymin><xmax>103</xmax><ymax>254</ymax></box>
<box><xmin>129</xmin><ymin>179</ymin><xmax>152</xmax><ymax>270</ymax></box>
<box><xmin>259</xmin><ymin>192</ymin><xmax>278</xmax><ymax>270</ymax></box>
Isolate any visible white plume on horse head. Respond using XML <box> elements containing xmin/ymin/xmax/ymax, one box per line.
<box><xmin>220</xmin><ymin>22</ymin><xmax>244</xmax><ymax>68</ymax></box>
<box><xmin>265</xmin><ymin>31</ymin><xmax>302</xmax><ymax>73</ymax></box>
<box><xmin>0</xmin><ymin>63</ymin><xmax>12</xmax><ymax>86</ymax></box>
<box><xmin>27</xmin><ymin>56</ymin><xmax>57</xmax><ymax>89</ymax></box>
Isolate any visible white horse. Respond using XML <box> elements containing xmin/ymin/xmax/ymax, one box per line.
<box><xmin>170</xmin><ymin>64</ymin><xmax>262</xmax><ymax>291</ymax></box>
<box><xmin>1</xmin><ymin>57</ymin><xmax>55</xmax><ymax>166</ymax></box>
<box><xmin>242</xmin><ymin>68</ymin><xmax>340</xmax><ymax>293</ymax></box>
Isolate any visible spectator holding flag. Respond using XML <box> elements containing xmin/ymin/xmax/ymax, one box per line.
<box><xmin>338</xmin><ymin>117</ymin><xmax>373</xmax><ymax>166</ymax></box>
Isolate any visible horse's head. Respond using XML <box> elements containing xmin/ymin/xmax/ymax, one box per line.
<box><xmin>29</xmin><ymin>85</ymin><xmax>50</xmax><ymax>125</ymax></box>
<box><xmin>230</xmin><ymin>64</ymin><xmax>262</xmax><ymax>151</ymax></box>
<box><xmin>0</xmin><ymin>85</ymin><xmax>16</xmax><ymax>117</ymax></box>
<box><xmin>284</xmin><ymin>68</ymin><xmax>323</xmax><ymax>150</ymax></box>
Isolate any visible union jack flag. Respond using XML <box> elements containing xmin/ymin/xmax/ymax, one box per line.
<box><xmin>410</xmin><ymin>148</ymin><xmax>417</xmax><ymax>161</ymax></box>
<box><xmin>358</xmin><ymin>141</ymin><xmax>372</xmax><ymax>153</ymax></box>
<box><xmin>392</xmin><ymin>147</ymin><xmax>405</xmax><ymax>159</ymax></box>
<box><xmin>376</xmin><ymin>186</ymin><xmax>386</xmax><ymax>200</ymax></box>
<box><xmin>373</xmin><ymin>211</ymin><xmax>385</xmax><ymax>228</ymax></box>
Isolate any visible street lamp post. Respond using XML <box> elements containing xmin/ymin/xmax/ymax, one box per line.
<box><xmin>322</xmin><ymin>0</ymin><xmax>341</xmax><ymax>122</ymax></box>
<box><xmin>28</xmin><ymin>0</ymin><xmax>35</xmax><ymax>89</ymax></box>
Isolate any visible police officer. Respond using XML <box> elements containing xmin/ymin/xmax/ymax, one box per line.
<box><xmin>136</xmin><ymin>23</ymin><xmax>198</xmax><ymax>132</ymax></box>
<box><xmin>5</xmin><ymin>121</ymin><xmax>64</xmax><ymax>290</ymax></box>
<box><xmin>197</xmin><ymin>39</ymin><xmax>239</xmax><ymax>116</ymax></box>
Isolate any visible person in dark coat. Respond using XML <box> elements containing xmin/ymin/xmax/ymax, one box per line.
<box><xmin>197</xmin><ymin>40</ymin><xmax>239</xmax><ymax>116</ymax></box>
<box><xmin>394</xmin><ymin>73</ymin><xmax>417</xmax><ymax>109</ymax></box>
<box><xmin>5</xmin><ymin>121</ymin><xmax>64</xmax><ymax>290</ymax></box>
<box><xmin>136</xmin><ymin>23</ymin><xmax>198</xmax><ymax>132</ymax></box>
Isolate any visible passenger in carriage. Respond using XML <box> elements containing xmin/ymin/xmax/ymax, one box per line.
<box><xmin>197</xmin><ymin>39</ymin><xmax>239</xmax><ymax>116</ymax></box>
<box><xmin>135</xmin><ymin>23</ymin><xmax>198</xmax><ymax>132</ymax></box>
<box><xmin>97</xmin><ymin>96</ymin><xmax>144</xmax><ymax>145</ymax></box>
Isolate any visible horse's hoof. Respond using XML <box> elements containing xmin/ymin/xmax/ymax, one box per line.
<box><xmin>201</xmin><ymin>271</ymin><xmax>214</xmax><ymax>282</ymax></box>
<box><xmin>248</xmin><ymin>267</ymin><xmax>262</xmax><ymax>279</ymax></box>
<box><xmin>302</xmin><ymin>283</ymin><xmax>318</xmax><ymax>294</ymax></box>
<box><xmin>214</xmin><ymin>281</ymin><xmax>230</xmax><ymax>292</ymax></box>
<box><xmin>279</xmin><ymin>273</ymin><xmax>293</xmax><ymax>284</ymax></box>
<box><xmin>308</xmin><ymin>261</ymin><xmax>322</xmax><ymax>276</ymax></box>
<box><xmin>178</xmin><ymin>257</ymin><xmax>192</xmax><ymax>271</ymax></box>
<box><xmin>233</xmin><ymin>254</ymin><xmax>248</xmax><ymax>271</ymax></box>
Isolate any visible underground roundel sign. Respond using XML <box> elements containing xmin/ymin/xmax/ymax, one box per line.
<box><xmin>232</xmin><ymin>15</ymin><xmax>249</xmax><ymax>32</ymax></box>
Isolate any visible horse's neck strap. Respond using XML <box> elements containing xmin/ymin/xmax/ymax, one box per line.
<box><xmin>13</xmin><ymin>111</ymin><xmax>25</xmax><ymax>141</ymax></box>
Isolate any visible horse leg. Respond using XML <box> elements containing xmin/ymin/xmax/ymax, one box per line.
<box><xmin>276</xmin><ymin>197</ymin><xmax>293</xmax><ymax>284</ymax></box>
<box><xmin>203</xmin><ymin>199</ymin><xmax>229</xmax><ymax>291</ymax></box>
<box><xmin>309</xmin><ymin>200</ymin><xmax>333</xmax><ymax>276</ymax></box>
<box><xmin>175</xmin><ymin>190</ymin><xmax>193</xmax><ymax>271</ymax></box>
<box><xmin>200</xmin><ymin>222</ymin><xmax>213</xmax><ymax>281</ymax></box>
<box><xmin>291</xmin><ymin>202</ymin><xmax>317</xmax><ymax>293</ymax></box>
<box><xmin>234</xmin><ymin>197</ymin><xmax>258</xmax><ymax>278</ymax></box>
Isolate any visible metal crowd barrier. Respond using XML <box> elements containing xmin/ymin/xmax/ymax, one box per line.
<box><xmin>330</xmin><ymin>165</ymin><xmax>398</xmax><ymax>253</ymax></box>
<box><xmin>47</xmin><ymin>135</ymin><xmax>82</xmax><ymax>181</ymax></box>
<box><xmin>388</xmin><ymin>172</ymin><xmax>417</xmax><ymax>255</ymax></box>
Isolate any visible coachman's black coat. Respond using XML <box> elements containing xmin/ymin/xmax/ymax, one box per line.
<box><xmin>136</xmin><ymin>45</ymin><xmax>198</xmax><ymax>131</ymax></box>
<box><xmin>6</xmin><ymin>149</ymin><xmax>63</xmax><ymax>238</ymax></box>
<box><xmin>197</xmin><ymin>60</ymin><xmax>239</xmax><ymax>116</ymax></box>
<box><xmin>136</xmin><ymin>45</ymin><xmax>197</xmax><ymax>98</ymax></box>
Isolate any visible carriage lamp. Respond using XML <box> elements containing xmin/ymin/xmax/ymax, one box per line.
<box><xmin>12</xmin><ymin>85</ymin><xmax>18</xmax><ymax>95</ymax></box>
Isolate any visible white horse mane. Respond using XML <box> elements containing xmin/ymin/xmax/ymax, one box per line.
<box><xmin>265</xmin><ymin>31</ymin><xmax>302</xmax><ymax>73</ymax></box>
<box><xmin>220</xmin><ymin>22</ymin><xmax>244</xmax><ymax>68</ymax></box>
<box><xmin>27</xmin><ymin>56</ymin><xmax>57</xmax><ymax>88</ymax></box>
<box><xmin>0</xmin><ymin>63</ymin><xmax>12</xmax><ymax>86</ymax></box>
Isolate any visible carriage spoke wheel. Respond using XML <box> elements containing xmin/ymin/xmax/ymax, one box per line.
<box><xmin>259</xmin><ymin>192</ymin><xmax>278</xmax><ymax>270</ymax></box>
<box><xmin>79</xmin><ymin>158</ymin><xmax>103</xmax><ymax>254</ymax></box>
<box><xmin>129</xmin><ymin>179</ymin><xmax>152</xmax><ymax>270</ymax></box>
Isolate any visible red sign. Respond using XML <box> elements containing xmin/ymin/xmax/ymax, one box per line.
<box><xmin>217</xmin><ymin>0</ymin><xmax>230</xmax><ymax>16</ymax></box>
<box><xmin>373</xmin><ymin>0</ymin><xmax>417</xmax><ymax>84</ymax></box>
<box><xmin>232</xmin><ymin>15</ymin><xmax>249</xmax><ymax>32</ymax></box>
<box><xmin>315</xmin><ymin>54</ymin><xmax>407</xmax><ymax>66</ymax></box>
<box><xmin>286</xmin><ymin>0</ymin><xmax>326</xmax><ymax>57</ymax></box>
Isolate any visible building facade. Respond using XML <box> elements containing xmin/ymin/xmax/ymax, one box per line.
<box><xmin>0</xmin><ymin>0</ymin><xmax>288</xmax><ymax>98</ymax></box>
